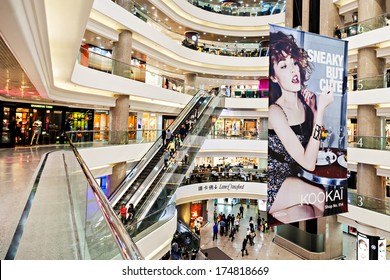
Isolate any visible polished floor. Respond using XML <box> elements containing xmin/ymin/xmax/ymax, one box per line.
<box><xmin>197</xmin><ymin>201</ymin><xmax>388</xmax><ymax>260</ymax></box>
<box><xmin>0</xmin><ymin>144</ymin><xmax>389</xmax><ymax>260</ymax></box>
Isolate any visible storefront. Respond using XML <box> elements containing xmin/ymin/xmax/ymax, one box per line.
<box><xmin>213</xmin><ymin>117</ymin><xmax>259</xmax><ymax>137</ymax></box>
<box><xmin>195</xmin><ymin>156</ymin><xmax>266</xmax><ymax>170</ymax></box>
<box><xmin>0</xmin><ymin>102</ymin><xmax>94</xmax><ymax>148</ymax></box>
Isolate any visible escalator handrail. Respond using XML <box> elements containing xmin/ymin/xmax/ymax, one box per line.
<box><xmin>65</xmin><ymin>133</ymin><xmax>143</xmax><ymax>260</ymax></box>
<box><xmin>109</xmin><ymin>89</ymin><xmax>207</xmax><ymax>206</ymax></box>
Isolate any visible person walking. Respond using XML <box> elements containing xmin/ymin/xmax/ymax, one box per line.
<box><xmin>239</xmin><ymin>204</ymin><xmax>244</xmax><ymax>217</ymax></box>
<box><xmin>241</xmin><ymin>237</ymin><xmax>249</xmax><ymax>256</ymax></box>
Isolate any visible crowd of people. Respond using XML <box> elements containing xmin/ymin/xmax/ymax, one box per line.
<box><xmin>212</xmin><ymin>204</ymin><xmax>270</xmax><ymax>257</ymax></box>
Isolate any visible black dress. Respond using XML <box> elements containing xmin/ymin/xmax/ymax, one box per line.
<box><xmin>267</xmin><ymin>103</ymin><xmax>312</xmax><ymax>210</ymax></box>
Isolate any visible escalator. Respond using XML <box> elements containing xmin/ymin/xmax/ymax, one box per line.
<box><xmin>126</xmin><ymin>91</ymin><xmax>224</xmax><ymax>239</ymax></box>
<box><xmin>110</xmin><ymin>90</ymin><xmax>221</xmax><ymax>215</ymax></box>
<box><xmin>175</xmin><ymin>219</ymin><xmax>200</xmax><ymax>253</ymax></box>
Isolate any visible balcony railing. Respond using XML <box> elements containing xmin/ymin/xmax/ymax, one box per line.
<box><xmin>335</xmin><ymin>13</ymin><xmax>389</xmax><ymax>38</ymax></box>
<box><xmin>348</xmin><ymin>74</ymin><xmax>390</xmax><ymax>92</ymax></box>
<box><xmin>348</xmin><ymin>192</ymin><xmax>390</xmax><ymax>216</ymax></box>
<box><xmin>187</xmin><ymin>0</ymin><xmax>285</xmax><ymax>17</ymax></box>
<box><xmin>209</xmin><ymin>129</ymin><xmax>268</xmax><ymax>140</ymax></box>
<box><xmin>348</xmin><ymin>135</ymin><xmax>389</xmax><ymax>151</ymax></box>
<box><xmin>64</xmin><ymin>133</ymin><xmax>143</xmax><ymax>259</ymax></box>
<box><xmin>112</xmin><ymin>0</ymin><xmax>267</xmax><ymax>57</ymax></box>
<box><xmin>66</xmin><ymin>129</ymin><xmax>163</xmax><ymax>145</ymax></box>
<box><xmin>78</xmin><ymin>47</ymin><xmax>185</xmax><ymax>93</ymax></box>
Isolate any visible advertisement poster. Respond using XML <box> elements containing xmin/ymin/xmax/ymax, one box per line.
<box><xmin>267</xmin><ymin>25</ymin><xmax>348</xmax><ymax>226</ymax></box>
<box><xmin>378</xmin><ymin>238</ymin><xmax>387</xmax><ymax>260</ymax></box>
<box><xmin>357</xmin><ymin>233</ymin><xmax>370</xmax><ymax>260</ymax></box>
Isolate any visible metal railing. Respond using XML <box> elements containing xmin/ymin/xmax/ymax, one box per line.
<box><xmin>65</xmin><ymin>132</ymin><xmax>143</xmax><ymax>260</ymax></box>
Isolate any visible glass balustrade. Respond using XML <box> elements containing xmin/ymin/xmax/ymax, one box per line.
<box><xmin>348</xmin><ymin>192</ymin><xmax>390</xmax><ymax>216</ymax></box>
<box><xmin>187</xmin><ymin>0</ymin><xmax>284</xmax><ymax>17</ymax></box>
<box><xmin>65</xmin><ymin>129</ymin><xmax>163</xmax><ymax>145</ymax></box>
<box><xmin>335</xmin><ymin>13</ymin><xmax>389</xmax><ymax>39</ymax></box>
<box><xmin>180</xmin><ymin>170</ymin><xmax>268</xmax><ymax>186</ymax></box>
<box><xmin>348</xmin><ymin>135</ymin><xmax>389</xmax><ymax>151</ymax></box>
<box><xmin>348</xmin><ymin>74</ymin><xmax>390</xmax><ymax>92</ymax></box>
<box><xmin>64</xmin><ymin>138</ymin><xmax>143</xmax><ymax>259</ymax></box>
<box><xmin>112</xmin><ymin>0</ymin><xmax>268</xmax><ymax>57</ymax></box>
<box><xmin>78</xmin><ymin>47</ymin><xmax>185</xmax><ymax>92</ymax></box>
<box><xmin>209</xmin><ymin>129</ymin><xmax>268</xmax><ymax>140</ymax></box>
<box><xmin>276</xmin><ymin>224</ymin><xmax>325</xmax><ymax>253</ymax></box>
<box><xmin>127</xmin><ymin>203</ymin><xmax>177</xmax><ymax>242</ymax></box>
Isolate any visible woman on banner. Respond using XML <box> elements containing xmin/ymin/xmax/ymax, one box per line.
<box><xmin>267</xmin><ymin>30</ymin><xmax>334</xmax><ymax>224</ymax></box>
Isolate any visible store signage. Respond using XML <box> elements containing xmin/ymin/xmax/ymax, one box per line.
<box><xmin>267</xmin><ymin>25</ymin><xmax>348</xmax><ymax>226</ymax></box>
<box><xmin>31</xmin><ymin>104</ymin><xmax>53</xmax><ymax>109</ymax></box>
<box><xmin>197</xmin><ymin>183</ymin><xmax>245</xmax><ymax>192</ymax></box>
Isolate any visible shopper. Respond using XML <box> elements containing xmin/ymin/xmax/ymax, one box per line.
<box><xmin>120</xmin><ymin>203</ymin><xmax>127</xmax><ymax>224</ymax></box>
<box><xmin>241</xmin><ymin>237</ymin><xmax>249</xmax><ymax>256</ymax></box>
<box><xmin>212</xmin><ymin>223</ymin><xmax>218</xmax><ymax>241</ymax></box>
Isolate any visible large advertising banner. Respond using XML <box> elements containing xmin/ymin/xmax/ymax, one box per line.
<box><xmin>267</xmin><ymin>25</ymin><xmax>348</xmax><ymax>226</ymax></box>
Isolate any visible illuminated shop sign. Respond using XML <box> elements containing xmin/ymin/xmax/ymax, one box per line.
<box><xmin>31</xmin><ymin>104</ymin><xmax>53</xmax><ymax>109</ymax></box>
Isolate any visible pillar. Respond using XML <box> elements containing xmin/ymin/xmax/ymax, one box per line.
<box><xmin>112</xmin><ymin>30</ymin><xmax>133</xmax><ymax>78</ymax></box>
<box><xmin>110</xmin><ymin>95</ymin><xmax>129</xmax><ymax>144</ymax></box>
<box><xmin>184</xmin><ymin>72</ymin><xmax>197</xmax><ymax>95</ymax></box>
<box><xmin>356</xmin><ymin>223</ymin><xmax>387</xmax><ymax>260</ymax></box>
<box><xmin>358</xmin><ymin>0</ymin><xmax>385</xmax><ymax>21</ymax></box>
<box><xmin>319</xmin><ymin>1</ymin><xmax>343</xmax><ymax>37</ymax></box>
<box><xmin>107</xmin><ymin>162</ymin><xmax>127</xmax><ymax>196</ymax></box>
<box><xmin>356</xmin><ymin>15</ymin><xmax>386</xmax><ymax>200</ymax></box>
<box><xmin>284</xmin><ymin>0</ymin><xmax>293</xmax><ymax>28</ymax></box>
<box><xmin>301</xmin><ymin>0</ymin><xmax>310</xmax><ymax>32</ymax></box>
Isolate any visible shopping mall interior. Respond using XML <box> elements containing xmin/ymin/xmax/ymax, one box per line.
<box><xmin>0</xmin><ymin>0</ymin><xmax>389</xmax><ymax>260</ymax></box>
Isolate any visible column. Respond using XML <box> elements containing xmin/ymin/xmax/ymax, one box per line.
<box><xmin>301</xmin><ymin>0</ymin><xmax>310</xmax><ymax>32</ymax></box>
<box><xmin>358</xmin><ymin>0</ymin><xmax>385</xmax><ymax>21</ymax></box>
<box><xmin>356</xmin><ymin>223</ymin><xmax>387</xmax><ymax>260</ymax></box>
<box><xmin>319</xmin><ymin>1</ymin><xmax>343</xmax><ymax>37</ymax></box>
<box><xmin>112</xmin><ymin>30</ymin><xmax>133</xmax><ymax>78</ymax></box>
<box><xmin>107</xmin><ymin>162</ymin><xmax>127</xmax><ymax>196</ymax></box>
<box><xmin>110</xmin><ymin>95</ymin><xmax>129</xmax><ymax>144</ymax></box>
<box><xmin>284</xmin><ymin>0</ymin><xmax>293</xmax><ymax>28</ymax></box>
<box><xmin>184</xmin><ymin>72</ymin><xmax>197</xmax><ymax>95</ymax></box>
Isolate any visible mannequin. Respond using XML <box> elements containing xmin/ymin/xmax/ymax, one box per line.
<box><xmin>30</xmin><ymin>119</ymin><xmax>42</xmax><ymax>145</ymax></box>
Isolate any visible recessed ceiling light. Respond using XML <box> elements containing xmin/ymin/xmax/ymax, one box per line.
<box><xmin>151</xmin><ymin>6</ymin><xmax>155</xmax><ymax>9</ymax></box>
<box><xmin>203</xmin><ymin>32</ymin><xmax>206</xmax><ymax>35</ymax></box>
<box><xmin>82</xmin><ymin>38</ymin><xmax>86</xmax><ymax>42</ymax></box>
<box><xmin>224</xmin><ymin>35</ymin><xmax>227</xmax><ymax>38</ymax></box>
<box><xmin>179</xmin><ymin>26</ymin><xmax>182</xmax><ymax>29</ymax></box>
<box><xmin>96</xmin><ymin>36</ymin><xmax>101</xmax><ymax>40</ymax></box>
<box><xmin>165</xmin><ymin>18</ymin><xmax>168</xmax><ymax>21</ymax></box>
